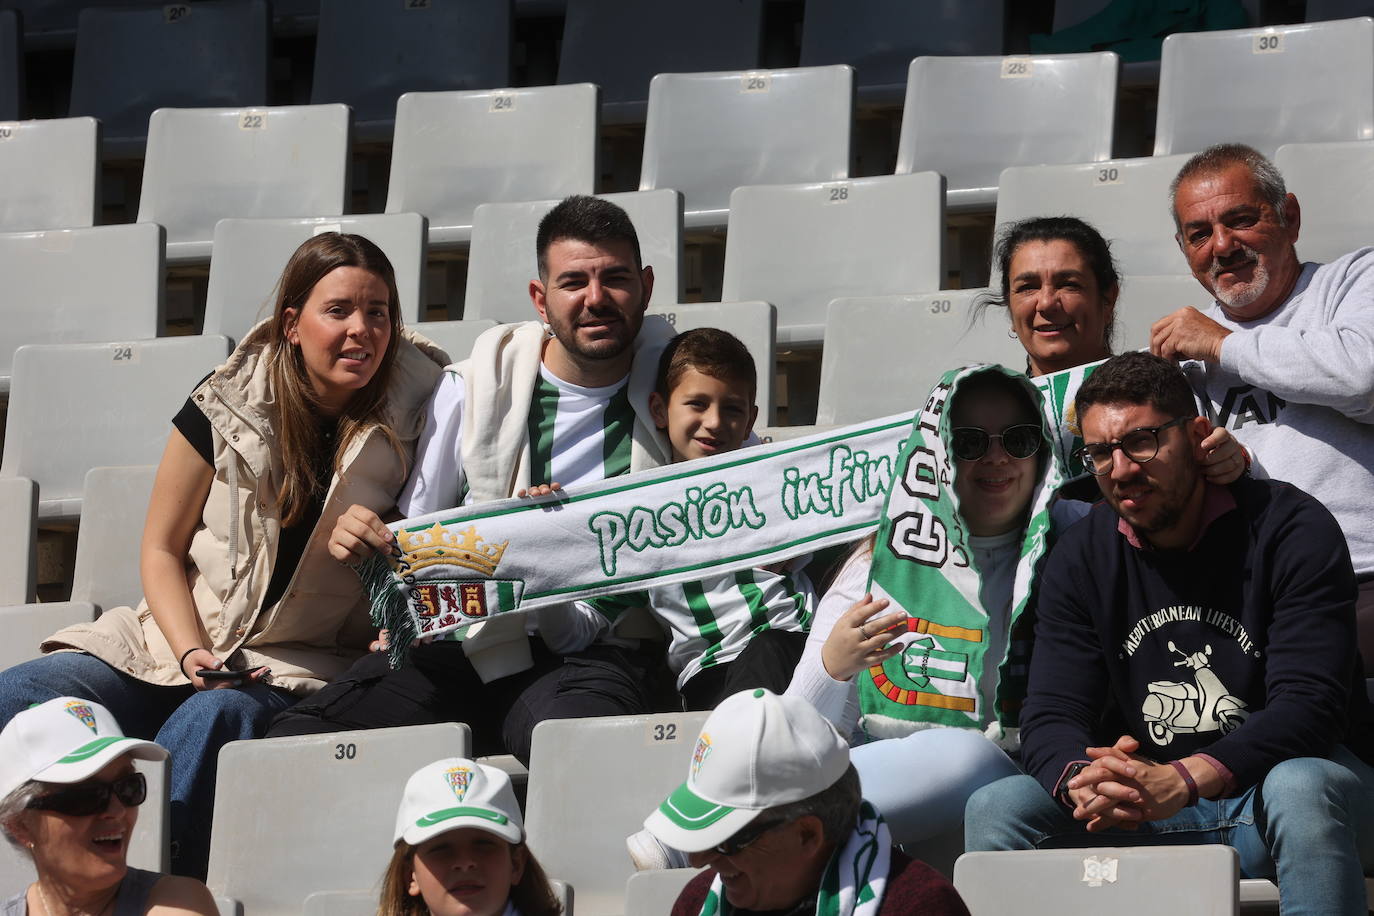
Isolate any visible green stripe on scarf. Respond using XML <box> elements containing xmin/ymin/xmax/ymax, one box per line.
<box><xmin>858</xmin><ymin>364</ymin><xmax>1063</xmax><ymax>744</ymax></box>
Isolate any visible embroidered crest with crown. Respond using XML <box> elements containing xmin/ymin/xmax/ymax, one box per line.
<box><xmin>357</xmin><ymin>520</ymin><xmax>529</xmax><ymax>666</ymax></box>
<box><xmin>444</xmin><ymin>765</ymin><xmax>472</xmax><ymax>802</ymax></box>
<box><xmin>65</xmin><ymin>701</ymin><xmax>98</xmax><ymax>733</ymax></box>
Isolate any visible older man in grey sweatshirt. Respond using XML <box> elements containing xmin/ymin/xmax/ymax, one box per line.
<box><xmin>1151</xmin><ymin>142</ymin><xmax>1374</xmax><ymax>660</ymax></box>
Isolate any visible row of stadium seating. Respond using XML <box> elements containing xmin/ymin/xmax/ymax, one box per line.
<box><xmin>6</xmin><ymin>0</ymin><xmax>1304</xmax><ymax>118</ymax></box>
<box><xmin>1</xmin><ymin>135</ymin><xmax>1369</xmax><ymax>398</ymax></box>
<box><xmin>0</xmin><ymin>684</ymin><xmax>1330</xmax><ymax>915</ymax></box>
<box><xmin>4</xmin><ymin>13</ymin><xmax>1373</xmax><ymax>242</ymax></box>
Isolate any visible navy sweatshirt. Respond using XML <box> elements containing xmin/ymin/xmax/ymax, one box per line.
<box><xmin>1021</xmin><ymin>476</ymin><xmax>1374</xmax><ymax>796</ymax></box>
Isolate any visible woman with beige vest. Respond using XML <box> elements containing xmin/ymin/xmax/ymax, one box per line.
<box><xmin>0</xmin><ymin>233</ymin><xmax>448</xmax><ymax>880</ymax></box>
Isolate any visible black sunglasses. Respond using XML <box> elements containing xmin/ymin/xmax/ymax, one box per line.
<box><xmin>711</xmin><ymin>814</ymin><xmax>795</xmax><ymax>857</ymax></box>
<box><xmin>28</xmin><ymin>771</ymin><xmax>147</xmax><ymax>817</ymax></box>
<box><xmin>951</xmin><ymin>424</ymin><xmax>1043</xmax><ymax>462</ymax></box>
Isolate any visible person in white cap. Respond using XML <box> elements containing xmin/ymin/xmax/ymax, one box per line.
<box><xmin>380</xmin><ymin>757</ymin><xmax>560</xmax><ymax>916</ymax></box>
<box><xmin>640</xmin><ymin>688</ymin><xmax>970</xmax><ymax>916</ymax></box>
<box><xmin>0</xmin><ymin>697</ymin><xmax>217</xmax><ymax>915</ymax></box>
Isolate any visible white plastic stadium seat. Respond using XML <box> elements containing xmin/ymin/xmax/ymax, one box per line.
<box><xmin>1154</xmin><ymin>18</ymin><xmax>1374</xmax><ymax>158</ymax></box>
<box><xmin>639</xmin><ymin>65</ymin><xmax>853</xmax><ymax>230</ymax></box>
<box><xmin>205</xmin><ymin>213</ymin><xmax>429</xmax><ymax>341</ymax></box>
<box><xmin>625</xmin><ymin>869</ymin><xmax>702</xmax><ymax>916</ymax></box>
<box><xmin>896</xmin><ymin>52</ymin><xmax>1119</xmax><ymax>212</ymax></box>
<box><xmin>647</xmin><ymin>301</ymin><xmax>777</xmax><ymax>424</ymax></box>
<box><xmin>386</xmin><ymin>83</ymin><xmax>599</xmax><ymax>249</ymax></box>
<box><xmin>310</xmin><ymin>0</ymin><xmax>511</xmax><ymax>142</ymax></box>
<box><xmin>1114</xmin><ymin>275</ymin><xmax>1214</xmax><ymax>352</ymax></box>
<box><xmin>0</xmin><ymin>465</ymin><xmax>158</xmax><ymax>671</ymax></box>
<box><xmin>0</xmin><ymin>223</ymin><xmax>165</xmax><ymax>393</ymax></box>
<box><xmin>137</xmin><ymin>104</ymin><xmax>351</xmax><ymax>264</ymax></box>
<box><xmin>207</xmin><ymin>723</ymin><xmax>472</xmax><ymax>916</ymax></box>
<box><xmin>1274</xmin><ymin>140</ymin><xmax>1374</xmax><ymax>264</ymax></box>
<box><xmin>69</xmin><ymin>0</ymin><xmax>270</xmax><ymax>159</ymax></box>
<box><xmin>993</xmin><ymin>154</ymin><xmax>1194</xmax><ymax>279</ymax></box>
<box><xmin>0</xmin><ymin>117</ymin><xmax>100</xmax><ymax>232</ymax></box>
<box><xmin>557</xmin><ymin>0</ymin><xmax>764</xmax><ymax>125</ymax></box>
<box><xmin>800</xmin><ymin>0</ymin><xmax>1006</xmax><ymax>104</ymax></box>
<box><xmin>720</xmin><ymin>173</ymin><xmax>945</xmax><ymax>348</ymax></box>
<box><xmin>816</xmin><ymin>290</ymin><xmax>1026</xmax><ymax>426</ymax></box>
<box><xmin>526</xmin><ymin>712</ymin><xmax>709</xmax><ymax>916</ymax></box>
<box><xmin>465</xmin><ymin>189</ymin><xmax>683</xmax><ymax>322</ymax></box>
<box><xmin>409</xmin><ymin>320</ymin><xmax>497</xmax><ymax>366</ymax></box>
<box><xmin>0</xmin><ymin>336</ymin><xmax>230</xmax><ymax>521</ymax></box>
<box><xmin>0</xmin><ymin>759</ymin><xmax>170</xmax><ymax>897</ymax></box>
<box><xmin>0</xmin><ymin>477</ymin><xmax>36</xmax><ymax>605</ymax></box>
<box><xmin>953</xmin><ymin>847</ymin><xmax>1238</xmax><ymax>915</ymax></box>
<box><xmin>0</xmin><ymin>10</ymin><xmax>19</xmax><ymax>121</ymax></box>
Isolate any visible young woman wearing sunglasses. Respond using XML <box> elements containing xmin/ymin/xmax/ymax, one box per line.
<box><xmin>785</xmin><ymin>368</ymin><xmax>1091</xmax><ymax>849</ymax></box>
<box><xmin>0</xmin><ymin>697</ymin><xmax>216</xmax><ymax>915</ymax></box>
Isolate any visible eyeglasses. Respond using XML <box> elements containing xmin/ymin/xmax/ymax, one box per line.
<box><xmin>1074</xmin><ymin>416</ymin><xmax>1191</xmax><ymax>476</ymax></box>
<box><xmin>711</xmin><ymin>814</ymin><xmax>794</xmax><ymax>857</ymax></box>
<box><xmin>27</xmin><ymin>771</ymin><xmax>147</xmax><ymax>817</ymax></box>
<box><xmin>950</xmin><ymin>424</ymin><xmax>1042</xmax><ymax>462</ymax></box>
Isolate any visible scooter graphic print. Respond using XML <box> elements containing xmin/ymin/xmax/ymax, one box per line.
<box><xmin>1140</xmin><ymin>641</ymin><xmax>1248</xmax><ymax>746</ymax></box>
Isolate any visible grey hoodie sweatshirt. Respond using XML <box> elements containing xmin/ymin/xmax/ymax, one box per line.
<box><xmin>1185</xmin><ymin>247</ymin><xmax>1374</xmax><ymax>578</ymax></box>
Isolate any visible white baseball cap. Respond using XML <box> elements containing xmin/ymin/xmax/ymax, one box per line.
<box><xmin>0</xmin><ymin>697</ymin><xmax>167</xmax><ymax>801</ymax></box>
<box><xmin>643</xmin><ymin>688</ymin><xmax>850</xmax><ymax>853</ymax></box>
<box><xmin>394</xmin><ymin>757</ymin><xmax>523</xmax><ymax>847</ymax></box>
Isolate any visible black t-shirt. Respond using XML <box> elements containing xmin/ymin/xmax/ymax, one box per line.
<box><xmin>173</xmin><ymin>382</ymin><xmax>337</xmax><ymax>613</ymax></box>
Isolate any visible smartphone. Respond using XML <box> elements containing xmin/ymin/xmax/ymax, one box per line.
<box><xmin>196</xmin><ymin>668</ymin><xmax>244</xmax><ymax>682</ymax></box>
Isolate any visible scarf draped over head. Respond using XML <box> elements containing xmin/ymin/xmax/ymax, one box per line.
<box><xmin>693</xmin><ymin>802</ymin><xmax>892</xmax><ymax>916</ymax></box>
<box><xmin>858</xmin><ymin>364</ymin><xmax>1062</xmax><ymax>746</ymax></box>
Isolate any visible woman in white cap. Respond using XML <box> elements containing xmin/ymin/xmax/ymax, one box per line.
<box><xmin>0</xmin><ymin>696</ymin><xmax>217</xmax><ymax>915</ymax></box>
<box><xmin>380</xmin><ymin>758</ymin><xmax>560</xmax><ymax>916</ymax></box>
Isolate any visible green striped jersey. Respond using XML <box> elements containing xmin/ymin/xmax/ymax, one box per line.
<box><xmin>585</xmin><ymin>565</ymin><xmax>816</xmax><ymax>690</ymax></box>
<box><xmin>398</xmin><ymin>365</ymin><xmax>635</xmax><ymax>517</ymax></box>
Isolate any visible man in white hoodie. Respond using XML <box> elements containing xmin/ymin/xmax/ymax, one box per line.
<box><xmin>1150</xmin><ymin>143</ymin><xmax>1374</xmax><ymax>662</ymax></box>
<box><xmin>268</xmin><ymin>196</ymin><xmax>676</xmax><ymax>760</ymax></box>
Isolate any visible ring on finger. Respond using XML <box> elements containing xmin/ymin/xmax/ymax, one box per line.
<box><xmin>860</xmin><ymin>625</ymin><xmax>871</xmax><ymax>639</ymax></box>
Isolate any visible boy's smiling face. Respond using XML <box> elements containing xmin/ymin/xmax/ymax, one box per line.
<box><xmin>650</xmin><ymin>367</ymin><xmax>758</xmax><ymax>462</ymax></box>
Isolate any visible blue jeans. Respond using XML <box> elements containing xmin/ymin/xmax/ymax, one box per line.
<box><xmin>851</xmin><ymin>727</ymin><xmax>1022</xmax><ymax>846</ymax></box>
<box><xmin>965</xmin><ymin>746</ymin><xmax>1374</xmax><ymax>916</ymax></box>
<box><xmin>0</xmin><ymin>652</ymin><xmax>293</xmax><ymax>879</ymax></box>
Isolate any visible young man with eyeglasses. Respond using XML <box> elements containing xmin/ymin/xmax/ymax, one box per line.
<box><xmin>966</xmin><ymin>351</ymin><xmax>1374</xmax><ymax>915</ymax></box>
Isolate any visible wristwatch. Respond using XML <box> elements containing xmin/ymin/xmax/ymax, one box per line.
<box><xmin>1056</xmin><ymin>760</ymin><xmax>1090</xmax><ymax>803</ymax></box>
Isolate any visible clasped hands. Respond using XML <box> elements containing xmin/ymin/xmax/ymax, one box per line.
<box><xmin>1065</xmin><ymin>735</ymin><xmax>1201</xmax><ymax>833</ymax></box>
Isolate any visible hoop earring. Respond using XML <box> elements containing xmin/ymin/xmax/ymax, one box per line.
<box><xmin>1007</xmin><ymin>328</ymin><xmax>1018</xmax><ymax>339</ymax></box>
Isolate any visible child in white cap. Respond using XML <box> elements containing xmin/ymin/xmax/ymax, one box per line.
<box><xmin>380</xmin><ymin>758</ymin><xmax>560</xmax><ymax>916</ymax></box>
<box><xmin>0</xmin><ymin>696</ymin><xmax>217</xmax><ymax>915</ymax></box>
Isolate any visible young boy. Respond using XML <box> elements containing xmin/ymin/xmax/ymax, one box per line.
<box><xmin>580</xmin><ymin>328</ymin><xmax>816</xmax><ymax>712</ymax></box>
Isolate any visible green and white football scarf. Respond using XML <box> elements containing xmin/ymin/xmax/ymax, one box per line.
<box><xmin>1032</xmin><ymin>358</ymin><xmax>1105</xmax><ymax>483</ymax></box>
<box><xmin>693</xmin><ymin>803</ymin><xmax>891</xmax><ymax>916</ymax></box>
<box><xmin>360</xmin><ymin>415</ymin><xmax>910</xmax><ymax>668</ymax></box>
<box><xmin>857</xmin><ymin>365</ymin><xmax>1062</xmax><ymax>745</ymax></box>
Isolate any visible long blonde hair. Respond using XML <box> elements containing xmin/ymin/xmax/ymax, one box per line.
<box><xmin>376</xmin><ymin>840</ymin><xmax>563</xmax><ymax>916</ymax></box>
<box><xmin>265</xmin><ymin>233</ymin><xmax>404</xmax><ymax>525</ymax></box>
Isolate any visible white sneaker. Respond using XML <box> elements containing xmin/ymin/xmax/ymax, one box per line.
<box><xmin>626</xmin><ymin>828</ymin><xmax>691</xmax><ymax>871</ymax></box>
